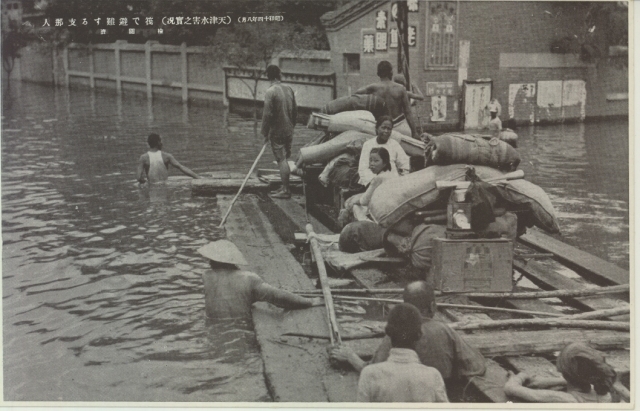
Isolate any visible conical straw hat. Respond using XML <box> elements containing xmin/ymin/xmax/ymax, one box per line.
<box><xmin>197</xmin><ymin>240</ymin><xmax>248</xmax><ymax>266</ymax></box>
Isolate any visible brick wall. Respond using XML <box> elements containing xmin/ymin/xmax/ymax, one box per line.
<box><xmin>325</xmin><ymin>1</ymin><xmax>627</xmax><ymax>130</ymax></box>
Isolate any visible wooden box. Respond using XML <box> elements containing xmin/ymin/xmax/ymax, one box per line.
<box><xmin>432</xmin><ymin>238</ymin><xmax>513</xmax><ymax>292</ymax></box>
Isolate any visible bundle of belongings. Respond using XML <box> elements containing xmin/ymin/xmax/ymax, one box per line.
<box><xmin>299</xmin><ymin>95</ymin><xmax>559</xmax><ymax>279</ymax></box>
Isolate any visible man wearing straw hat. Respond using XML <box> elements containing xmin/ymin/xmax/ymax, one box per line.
<box><xmin>199</xmin><ymin>240</ymin><xmax>322</xmax><ymax>318</ymax></box>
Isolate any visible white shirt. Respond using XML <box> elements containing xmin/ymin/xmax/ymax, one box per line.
<box><xmin>357</xmin><ymin>348</ymin><xmax>449</xmax><ymax>403</ymax></box>
<box><xmin>358</xmin><ymin>138</ymin><xmax>410</xmax><ymax>186</ymax></box>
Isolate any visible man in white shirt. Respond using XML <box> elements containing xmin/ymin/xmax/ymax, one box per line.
<box><xmin>357</xmin><ymin>303</ymin><xmax>449</xmax><ymax>403</ymax></box>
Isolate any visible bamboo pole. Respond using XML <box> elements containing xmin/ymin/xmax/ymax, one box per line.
<box><xmin>562</xmin><ymin>307</ymin><xmax>630</xmax><ymax>320</ymax></box>
<box><xmin>293</xmin><ymin>288</ymin><xmax>404</xmax><ymax>295</ymax></box>
<box><xmin>449</xmin><ymin>318</ymin><xmax>629</xmax><ymax>332</ymax></box>
<box><xmin>325</xmin><ymin>295</ymin><xmax>565</xmax><ymax>317</ymax></box>
<box><xmin>218</xmin><ymin>143</ymin><xmax>268</xmax><ymax>228</ymax></box>
<box><xmin>306</xmin><ymin>224</ymin><xmax>342</xmax><ymax>345</ymax></box>
<box><xmin>464</xmin><ymin>284</ymin><xmax>629</xmax><ymax>299</ymax></box>
<box><xmin>293</xmin><ymin>284</ymin><xmax>629</xmax><ymax>299</ymax></box>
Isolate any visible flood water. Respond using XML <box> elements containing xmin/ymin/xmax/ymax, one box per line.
<box><xmin>2</xmin><ymin>83</ymin><xmax>629</xmax><ymax>401</ymax></box>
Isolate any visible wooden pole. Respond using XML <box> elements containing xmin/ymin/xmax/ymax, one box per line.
<box><xmin>292</xmin><ymin>284</ymin><xmax>628</xmax><ymax>299</ymax></box>
<box><xmin>464</xmin><ymin>284</ymin><xmax>629</xmax><ymax>299</ymax></box>
<box><xmin>449</xmin><ymin>318</ymin><xmax>629</xmax><ymax>332</ymax></box>
<box><xmin>562</xmin><ymin>307</ymin><xmax>630</xmax><ymax>320</ymax></box>
<box><xmin>306</xmin><ymin>224</ymin><xmax>342</xmax><ymax>345</ymax></box>
<box><xmin>326</xmin><ymin>295</ymin><xmax>565</xmax><ymax>317</ymax></box>
<box><xmin>218</xmin><ymin>143</ymin><xmax>268</xmax><ymax>228</ymax></box>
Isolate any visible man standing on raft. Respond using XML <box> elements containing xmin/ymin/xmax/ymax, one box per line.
<box><xmin>137</xmin><ymin>133</ymin><xmax>200</xmax><ymax>185</ymax></box>
<box><xmin>354</xmin><ymin>60</ymin><xmax>419</xmax><ymax>138</ymax></box>
<box><xmin>261</xmin><ymin>64</ymin><xmax>298</xmax><ymax>199</ymax></box>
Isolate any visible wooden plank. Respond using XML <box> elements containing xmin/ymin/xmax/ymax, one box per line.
<box><xmin>345</xmin><ymin>329</ymin><xmax>630</xmax><ymax>360</ymax></box>
<box><xmin>519</xmin><ymin>229</ymin><xmax>628</xmax><ymax>285</ymax></box>
<box><xmin>513</xmin><ymin>259</ymin><xmax>629</xmax><ymax>320</ymax></box>
<box><xmin>269</xmin><ymin>195</ymin><xmax>333</xmax><ymax>235</ymax></box>
<box><xmin>192</xmin><ymin>177</ymin><xmax>268</xmax><ymax>195</ymax></box>
<box><xmin>218</xmin><ymin>194</ymin><xmax>355</xmax><ymax>402</ymax></box>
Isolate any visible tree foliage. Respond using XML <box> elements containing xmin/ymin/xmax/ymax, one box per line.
<box><xmin>208</xmin><ymin>22</ymin><xmax>320</xmax><ymax>118</ymax></box>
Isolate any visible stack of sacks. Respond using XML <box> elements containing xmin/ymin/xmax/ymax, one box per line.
<box><xmin>369</xmin><ymin>164</ymin><xmax>559</xmax><ymax>234</ymax></box>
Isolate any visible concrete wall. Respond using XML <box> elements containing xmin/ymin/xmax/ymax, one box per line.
<box><xmin>324</xmin><ymin>1</ymin><xmax>628</xmax><ymax>130</ymax></box>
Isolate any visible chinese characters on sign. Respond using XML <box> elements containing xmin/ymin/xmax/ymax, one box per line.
<box><xmin>375</xmin><ymin>10</ymin><xmax>387</xmax><ymax>30</ymax></box>
<box><xmin>376</xmin><ymin>32</ymin><xmax>388</xmax><ymax>51</ymax></box>
<box><xmin>426</xmin><ymin>82</ymin><xmax>455</xmax><ymax>96</ymax></box>
<box><xmin>390</xmin><ymin>28</ymin><xmax>398</xmax><ymax>49</ymax></box>
<box><xmin>363</xmin><ymin>34</ymin><xmax>375</xmax><ymax>54</ymax></box>
<box><xmin>366</xmin><ymin>5</ymin><xmax>418</xmax><ymax>55</ymax></box>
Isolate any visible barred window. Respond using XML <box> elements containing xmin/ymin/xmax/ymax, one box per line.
<box><xmin>426</xmin><ymin>1</ymin><xmax>457</xmax><ymax>68</ymax></box>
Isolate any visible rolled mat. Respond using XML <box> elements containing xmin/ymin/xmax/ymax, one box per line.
<box><xmin>321</xmin><ymin>94</ymin><xmax>388</xmax><ymax>119</ymax></box>
<box><xmin>299</xmin><ymin>130</ymin><xmax>371</xmax><ymax>165</ymax></box>
<box><xmin>369</xmin><ymin>165</ymin><xmax>507</xmax><ymax>228</ymax></box>
<box><xmin>425</xmin><ymin>133</ymin><xmax>521</xmax><ymax>171</ymax></box>
<box><xmin>323</xmin><ymin>110</ymin><xmax>425</xmax><ymax>157</ymax></box>
<box><xmin>494</xmin><ymin>179</ymin><xmax>560</xmax><ymax>234</ymax></box>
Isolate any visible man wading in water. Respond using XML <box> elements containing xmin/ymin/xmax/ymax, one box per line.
<box><xmin>199</xmin><ymin>240</ymin><xmax>323</xmax><ymax>318</ymax></box>
<box><xmin>354</xmin><ymin>60</ymin><xmax>419</xmax><ymax>138</ymax></box>
<box><xmin>261</xmin><ymin>64</ymin><xmax>297</xmax><ymax>199</ymax></box>
<box><xmin>137</xmin><ymin>133</ymin><xmax>200</xmax><ymax>185</ymax></box>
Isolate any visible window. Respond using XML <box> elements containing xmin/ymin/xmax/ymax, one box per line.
<box><xmin>426</xmin><ymin>1</ymin><xmax>457</xmax><ymax>68</ymax></box>
<box><xmin>343</xmin><ymin>53</ymin><xmax>360</xmax><ymax>74</ymax></box>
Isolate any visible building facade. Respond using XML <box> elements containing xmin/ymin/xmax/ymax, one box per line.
<box><xmin>321</xmin><ymin>1</ymin><xmax>628</xmax><ymax>131</ymax></box>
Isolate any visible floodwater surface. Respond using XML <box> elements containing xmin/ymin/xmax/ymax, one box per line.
<box><xmin>2</xmin><ymin>83</ymin><xmax>629</xmax><ymax>401</ymax></box>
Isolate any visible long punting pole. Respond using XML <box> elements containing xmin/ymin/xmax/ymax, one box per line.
<box><xmin>306</xmin><ymin>223</ymin><xmax>342</xmax><ymax>345</ymax></box>
<box><xmin>218</xmin><ymin>143</ymin><xmax>268</xmax><ymax>228</ymax></box>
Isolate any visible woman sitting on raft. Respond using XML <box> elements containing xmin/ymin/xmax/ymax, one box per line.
<box><xmin>357</xmin><ymin>115</ymin><xmax>410</xmax><ymax>187</ymax></box>
<box><xmin>504</xmin><ymin>342</ymin><xmax>629</xmax><ymax>403</ymax></box>
<box><xmin>341</xmin><ymin>147</ymin><xmax>396</xmax><ymax>224</ymax></box>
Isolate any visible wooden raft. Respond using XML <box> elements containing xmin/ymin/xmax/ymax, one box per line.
<box><xmin>217</xmin><ymin>194</ymin><xmax>358</xmax><ymax>402</ymax></box>
<box><xmin>265</xmin><ymin>194</ymin><xmax>630</xmax><ymax>403</ymax></box>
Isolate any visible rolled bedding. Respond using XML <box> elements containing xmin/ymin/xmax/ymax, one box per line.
<box><xmin>425</xmin><ymin>133</ymin><xmax>521</xmax><ymax>171</ymax></box>
<box><xmin>368</xmin><ymin>164</ymin><xmax>560</xmax><ymax>234</ymax></box>
<box><xmin>299</xmin><ymin>130</ymin><xmax>371</xmax><ymax>165</ymax></box>
<box><xmin>321</xmin><ymin>94</ymin><xmax>388</xmax><ymax>120</ymax></box>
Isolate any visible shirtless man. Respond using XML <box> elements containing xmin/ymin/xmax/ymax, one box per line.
<box><xmin>137</xmin><ymin>133</ymin><xmax>200</xmax><ymax>185</ymax></box>
<box><xmin>354</xmin><ymin>61</ymin><xmax>419</xmax><ymax>138</ymax></box>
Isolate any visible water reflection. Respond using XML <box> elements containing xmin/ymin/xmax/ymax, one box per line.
<box><xmin>1</xmin><ymin>82</ymin><xmax>629</xmax><ymax>401</ymax></box>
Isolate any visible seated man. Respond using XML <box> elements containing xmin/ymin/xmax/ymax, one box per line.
<box><xmin>331</xmin><ymin>281</ymin><xmax>486</xmax><ymax>387</ymax></box>
<box><xmin>199</xmin><ymin>240</ymin><xmax>322</xmax><ymax>318</ymax></box>
<box><xmin>357</xmin><ymin>303</ymin><xmax>448</xmax><ymax>402</ymax></box>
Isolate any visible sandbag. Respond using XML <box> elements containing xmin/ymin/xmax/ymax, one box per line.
<box><xmin>321</xmin><ymin>94</ymin><xmax>388</xmax><ymax>119</ymax></box>
<box><xmin>369</xmin><ymin>165</ymin><xmax>507</xmax><ymax>228</ymax></box>
<box><xmin>494</xmin><ymin>179</ymin><xmax>560</xmax><ymax>234</ymax></box>
<box><xmin>314</xmin><ymin>110</ymin><xmax>425</xmax><ymax>157</ymax></box>
<box><xmin>425</xmin><ymin>133</ymin><xmax>520</xmax><ymax>171</ymax></box>
<box><xmin>499</xmin><ymin>129</ymin><xmax>518</xmax><ymax>148</ymax></box>
<box><xmin>299</xmin><ymin>130</ymin><xmax>371</xmax><ymax>164</ymax></box>
<box><xmin>339</xmin><ymin>221</ymin><xmax>386</xmax><ymax>253</ymax></box>
<box><xmin>410</xmin><ymin>224</ymin><xmax>448</xmax><ymax>269</ymax></box>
